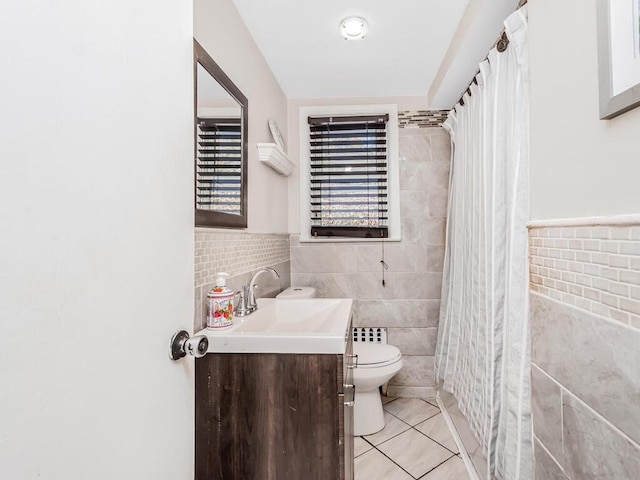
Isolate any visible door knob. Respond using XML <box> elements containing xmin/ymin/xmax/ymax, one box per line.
<box><xmin>169</xmin><ymin>330</ymin><xmax>209</xmax><ymax>360</ymax></box>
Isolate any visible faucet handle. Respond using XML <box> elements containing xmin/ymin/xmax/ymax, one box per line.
<box><xmin>234</xmin><ymin>288</ymin><xmax>250</xmax><ymax>317</ymax></box>
<box><xmin>247</xmin><ymin>284</ymin><xmax>258</xmax><ymax>311</ymax></box>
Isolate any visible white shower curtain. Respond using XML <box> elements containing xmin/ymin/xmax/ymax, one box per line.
<box><xmin>436</xmin><ymin>6</ymin><xmax>531</xmax><ymax>480</ymax></box>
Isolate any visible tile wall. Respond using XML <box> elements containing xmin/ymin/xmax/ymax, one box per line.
<box><xmin>290</xmin><ymin>124</ymin><xmax>451</xmax><ymax>397</ymax></box>
<box><xmin>529</xmin><ymin>223</ymin><xmax>640</xmax><ymax>479</ymax></box>
<box><xmin>194</xmin><ymin>230</ymin><xmax>291</xmax><ymax>331</ymax></box>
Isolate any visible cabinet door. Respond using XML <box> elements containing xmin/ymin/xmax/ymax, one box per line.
<box><xmin>196</xmin><ymin>353</ymin><xmax>341</xmax><ymax>480</ymax></box>
<box><xmin>339</xmin><ymin>321</ymin><xmax>355</xmax><ymax>480</ymax></box>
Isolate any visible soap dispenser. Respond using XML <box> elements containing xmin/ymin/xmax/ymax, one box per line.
<box><xmin>206</xmin><ymin>272</ymin><xmax>235</xmax><ymax>329</ymax></box>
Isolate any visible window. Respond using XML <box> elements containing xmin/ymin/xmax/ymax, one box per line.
<box><xmin>299</xmin><ymin>105</ymin><xmax>400</xmax><ymax>242</ymax></box>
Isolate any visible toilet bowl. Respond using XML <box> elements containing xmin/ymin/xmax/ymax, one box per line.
<box><xmin>352</xmin><ymin>342</ymin><xmax>403</xmax><ymax>436</ymax></box>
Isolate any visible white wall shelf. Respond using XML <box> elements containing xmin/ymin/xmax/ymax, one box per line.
<box><xmin>256</xmin><ymin>143</ymin><xmax>294</xmax><ymax>176</ymax></box>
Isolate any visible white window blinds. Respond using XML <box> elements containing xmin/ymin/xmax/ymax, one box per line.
<box><xmin>307</xmin><ymin>114</ymin><xmax>390</xmax><ymax>238</ymax></box>
<box><xmin>196</xmin><ymin>117</ymin><xmax>242</xmax><ymax>215</ymax></box>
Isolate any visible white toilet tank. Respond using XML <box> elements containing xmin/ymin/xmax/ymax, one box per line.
<box><xmin>276</xmin><ymin>287</ymin><xmax>317</xmax><ymax>299</ymax></box>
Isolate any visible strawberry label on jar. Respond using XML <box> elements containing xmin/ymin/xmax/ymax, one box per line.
<box><xmin>206</xmin><ymin>291</ymin><xmax>234</xmax><ymax>329</ymax></box>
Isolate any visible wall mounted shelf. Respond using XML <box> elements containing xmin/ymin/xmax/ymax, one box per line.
<box><xmin>256</xmin><ymin>143</ymin><xmax>294</xmax><ymax>176</ymax></box>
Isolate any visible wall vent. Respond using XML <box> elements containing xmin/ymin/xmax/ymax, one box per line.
<box><xmin>352</xmin><ymin>327</ymin><xmax>387</xmax><ymax>344</ymax></box>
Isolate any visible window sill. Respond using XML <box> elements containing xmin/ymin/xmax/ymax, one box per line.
<box><xmin>298</xmin><ymin>235</ymin><xmax>402</xmax><ymax>244</ymax></box>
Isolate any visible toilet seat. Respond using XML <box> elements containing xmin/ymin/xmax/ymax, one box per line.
<box><xmin>353</xmin><ymin>343</ymin><xmax>401</xmax><ymax>368</ymax></box>
<box><xmin>351</xmin><ymin>342</ymin><xmax>404</xmax><ymax>436</ymax></box>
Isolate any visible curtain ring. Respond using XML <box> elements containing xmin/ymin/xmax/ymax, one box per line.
<box><xmin>497</xmin><ymin>32</ymin><xmax>509</xmax><ymax>52</ymax></box>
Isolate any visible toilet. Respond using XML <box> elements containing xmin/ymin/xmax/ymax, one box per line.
<box><xmin>352</xmin><ymin>342</ymin><xmax>403</xmax><ymax>436</ymax></box>
<box><xmin>276</xmin><ymin>286</ymin><xmax>316</xmax><ymax>299</ymax></box>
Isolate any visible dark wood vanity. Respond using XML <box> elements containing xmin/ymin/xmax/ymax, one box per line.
<box><xmin>195</xmin><ymin>330</ymin><xmax>354</xmax><ymax>479</ymax></box>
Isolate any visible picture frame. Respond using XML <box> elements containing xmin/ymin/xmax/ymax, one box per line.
<box><xmin>596</xmin><ymin>0</ymin><xmax>640</xmax><ymax>119</ymax></box>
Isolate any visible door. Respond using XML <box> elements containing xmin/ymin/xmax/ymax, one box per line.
<box><xmin>0</xmin><ymin>2</ymin><xmax>195</xmax><ymax>478</ymax></box>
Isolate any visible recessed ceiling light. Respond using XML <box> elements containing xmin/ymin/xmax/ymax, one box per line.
<box><xmin>340</xmin><ymin>17</ymin><xmax>368</xmax><ymax>41</ymax></box>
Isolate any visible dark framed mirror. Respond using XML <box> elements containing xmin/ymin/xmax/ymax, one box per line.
<box><xmin>194</xmin><ymin>39</ymin><xmax>248</xmax><ymax>228</ymax></box>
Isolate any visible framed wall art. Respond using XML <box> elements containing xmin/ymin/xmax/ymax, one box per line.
<box><xmin>597</xmin><ymin>0</ymin><xmax>640</xmax><ymax>119</ymax></box>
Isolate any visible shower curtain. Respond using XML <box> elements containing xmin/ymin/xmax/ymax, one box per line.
<box><xmin>435</xmin><ymin>6</ymin><xmax>531</xmax><ymax>480</ymax></box>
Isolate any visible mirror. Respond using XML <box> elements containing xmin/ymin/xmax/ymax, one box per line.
<box><xmin>194</xmin><ymin>39</ymin><xmax>248</xmax><ymax>228</ymax></box>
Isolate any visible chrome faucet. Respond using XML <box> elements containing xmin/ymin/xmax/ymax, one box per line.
<box><xmin>242</xmin><ymin>267</ymin><xmax>280</xmax><ymax>315</ymax></box>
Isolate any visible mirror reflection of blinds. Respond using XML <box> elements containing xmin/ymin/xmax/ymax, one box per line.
<box><xmin>196</xmin><ymin>118</ymin><xmax>241</xmax><ymax>215</ymax></box>
<box><xmin>308</xmin><ymin>114</ymin><xmax>390</xmax><ymax>239</ymax></box>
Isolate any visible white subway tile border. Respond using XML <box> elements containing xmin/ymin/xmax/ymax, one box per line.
<box><xmin>529</xmin><ymin>225</ymin><xmax>640</xmax><ymax>328</ymax></box>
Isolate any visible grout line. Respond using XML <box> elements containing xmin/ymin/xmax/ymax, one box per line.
<box><xmin>532</xmin><ymin>435</ymin><xmax>568</xmax><ymax>476</ymax></box>
<box><xmin>560</xmin><ymin>388</ymin><xmax>564</xmax><ymax>462</ymax></box>
<box><xmin>530</xmin><ymin>291</ymin><xmax>640</xmax><ymax>332</ymax></box>
<box><xmin>382</xmin><ymin>396</ymin><xmax>399</xmax><ymax>407</ymax></box>
<box><xmin>562</xmin><ymin>388</ymin><xmax>640</xmax><ymax>450</ymax></box>
<box><xmin>383</xmin><ymin>406</ymin><xmax>440</xmax><ymax>428</ymax></box>
<box><xmin>366</xmin><ymin>423</ymin><xmax>412</xmax><ymax>448</ymax></box>
<box><xmin>360</xmin><ymin>397</ymin><xmax>464</xmax><ymax>478</ymax></box>
<box><xmin>424</xmin><ymin>399</ymin><xmax>439</xmax><ymax>408</ymax></box>
<box><xmin>411</xmin><ymin>421</ymin><xmax>460</xmax><ymax>455</ymax></box>
<box><xmin>354</xmin><ymin>437</ymin><xmax>374</xmax><ymax>458</ymax></box>
<box><xmin>416</xmin><ymin>454</ymin><xmax>458</xmax><ymax>479</ymax></box>
<box><xmin>368</xmin><ymin>441</ymin><xmax>420</xmax><ymax>479</ymax></box>
<box><xmin>376</xmin><ymin>400</ymin><xmax>455</xmax><ymax>478</ymax></box>
<box><xmin>361</xmin><ymin>435</ymin><xmax>377</xmax><ymax>448</ymax></box>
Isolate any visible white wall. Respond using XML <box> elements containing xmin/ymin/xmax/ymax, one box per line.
<box><xmin>0</xmin><ymin>1</ymin><xmax>195</xmax><ymax>478</ymax></box>
<box><xmin>194</xmin><ymin>0</ymin><xmax>289</xmax><ymax>233</ymax></box>
<box><xmin>287</xmin><ymin>95</ymin><xmax>428</xmax><ymax>232</ymax></box>
<box><xmin>428</xmin><ymin>0</ymin><xmax>520</xmax><ymax>109</ymax></box>
<box><xmin>529</xmin><ymin>0</ymin><xmax>640</xmax><ymax>220</ymax></box>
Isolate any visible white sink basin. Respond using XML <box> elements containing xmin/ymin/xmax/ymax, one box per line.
<box><xmin>196</xmin><ymin>298</ymin><xmax>353</xmax><ymax>354</ymax></box>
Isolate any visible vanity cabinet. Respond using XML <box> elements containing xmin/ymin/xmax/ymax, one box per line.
<box><xmin>195</xmin><ymin>331</ymin><xmax>354</xmax><ymax>480</ymax></box>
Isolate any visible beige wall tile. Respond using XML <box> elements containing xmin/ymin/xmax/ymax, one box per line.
<box><xmin>534</xmin><ymin>439</ymin><xmax>569</xmax><ymax>480</ymax></box>
<box><xmin>563</xmin><ymin>393</ymin><xmax>640</xmax><ymax>479</ymax></box>
<box><xmin>325</xmin><ymin>273</ymin><xmax>394</xmax><ymax>300</ymax></box>
<box><xmin>399</xmin><ymin>132</ymin><xmax>431</xmax><ymax>163</ymax></box>
<box><xmin>393</xmin><ymin>272</ymin><xmax>442</xmax><ymax>299</ymax></box>
<box><xmin>400</xmin><ymin>162</ymin><xmax>450</xmax><ymax>190</ymax></box>
<box><xmin>400</xmin><ymin>189</ymin><xmax>431</xmax><ymax>219</ymax></box>
<box><xmin>290</xmin><ymin>272</ymin><xmax>327</xmax><ymax>297</ymax></box>
<box><xmin>354</xmin><ymin>299</ymin><xmax>440</xmax><ymax>328</ymax></box>
<box><xmin>390</xmin><ymin>355</ymin><xmax>435</xmax><ymax>387</ymax></box>
<box><xmin>388</xmin><ymin>327</ymin><xmax>438</xmax><ymax>356</ymax></box>
<box><xmin>290</xmin><ymin>243</ymin><xmax>358</xmax><ymax>273</ymax></box>
<box><xmin>426</xmin><ymin>245</ymin><xmax>446</xmax><ymax>272</ymax></box>
<box><xmin>427</xmin><ymin>188</ymin><xmax>449</xmax><ymax>218</ymax></box>
<box><xmin>401</xmin><ymin>217</ymin><xmax>446</xmax><ymax>246</ymax></box>
<box><xmin>531</xmin><ymin>293</ymin><xmax>640</xmax><ymax>445</ymax></box>
<box><xmin>430</xmin><ymin>132</ymin><xmax>451</xmax><ymax>161</ymax></box>
<box><xmin>356</xmin><ymin>242</ymin><xmax>427</xmax><ymax>273</ymax></box>
<box><xmin>386</xmin><ymin>385</ymin><xmax>437</xmax><ymax>400</ymax></box>
<box><xmin>531</xmin><ymin>365</ymin><xmax>563</xmax><ymax>462</ymax></box>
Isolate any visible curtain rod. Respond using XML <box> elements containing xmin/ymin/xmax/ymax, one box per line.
<box><xmin>457</xmin><ymin>0</ymin><xmax>528</xmax><ymax>107</ymax></box>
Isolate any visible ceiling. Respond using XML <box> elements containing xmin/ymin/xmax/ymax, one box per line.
<box><xmin>232</xmin><ymin>0</ymin><xmax>520</xmax><ymax>108</ymax></box>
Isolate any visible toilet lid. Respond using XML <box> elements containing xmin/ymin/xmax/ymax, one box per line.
<box><xmin>352</xmin><ymin>343</ymin><xmax>401</xmax><ymax>366</ymax></box>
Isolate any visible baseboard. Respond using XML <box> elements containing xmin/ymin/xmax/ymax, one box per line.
<box><xmin>436</xmin><ymin>392</ymin><xmax>481</xmax><ymax>480</ymax></box>
<box><xmin>387</xmin><ymin>385</ymin><xmax>436</xmax><ymax>399</ymax></box>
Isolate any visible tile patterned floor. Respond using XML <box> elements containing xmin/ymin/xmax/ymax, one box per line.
<box><xmin>354</xmin><ymin>397</ymin><xmax>471</xmax><ymax>480</ymax></box>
